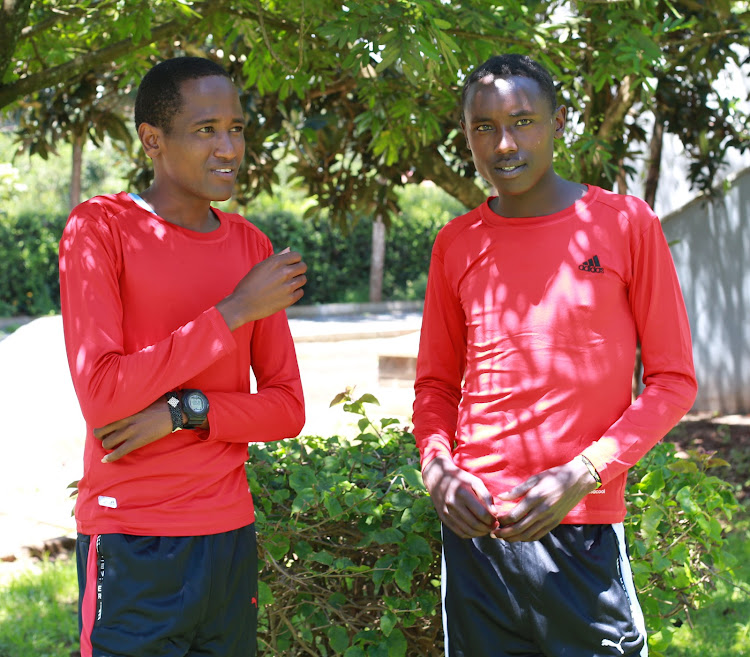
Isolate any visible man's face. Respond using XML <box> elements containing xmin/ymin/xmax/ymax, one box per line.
<box><xmin>461</xmin><ymin>74</ymin><xmax>565</xmax><ymax>201</ymax></box>
<box><xmin>156</xmin><ymin>75</ymin><xmax>245</xmax><ymax>203</ymax></box>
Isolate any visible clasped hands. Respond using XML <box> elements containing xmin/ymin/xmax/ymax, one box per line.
<box><xmin>421</xmin><ymin>454</ymin><xmax>600</xmax><ymax>543</ymax></box>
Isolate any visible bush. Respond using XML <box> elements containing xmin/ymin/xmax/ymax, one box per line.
<box><xmin>0</xmin><ymin>211</ymin><xmax>66</xmax><ymax>316</ymax></box>
<box><xmin>625</xmin><ymin>443</ymin><xmax>739</xmax><ymax>656</ymax></box>
<box><xmin>249</xmin><ymin>393</ymin><xmax>740</xmax><ymax>656</ymax></box>
<box><xmin>248</xmin><ymin>390</ymin><xmax>441</xmax><ymax>656</ymax></box>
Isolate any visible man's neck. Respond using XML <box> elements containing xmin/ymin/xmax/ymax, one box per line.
<box><xmin>140</xmin><ymin>189</ymin><xmax>219</xmax><ymax>233</ymax></box>
<box><xmin>491</xmin><ymin>175</ymin><xmax>587</xmax><ymax>219</ymax></box>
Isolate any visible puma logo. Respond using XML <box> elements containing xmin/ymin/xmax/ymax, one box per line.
<box><xmin>601</xmin><ymin>637</ymin><xmax>626</xmax><ymax>654</ymax></box>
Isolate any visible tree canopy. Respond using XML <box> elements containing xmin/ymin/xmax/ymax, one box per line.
<box><xmin>2</xmin><ymin>0</ymin><xmax>749</xmax><ymax>222</ymax></box>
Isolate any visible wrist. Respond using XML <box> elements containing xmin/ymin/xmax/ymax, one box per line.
<box><xmin>577</xmin><ymin>454</ymin><xmax>603</xmax><ymax>490</ymax></box>
<box><xmin>216</xmin><ymin>297</ymin><xmax>245</xmax><ymax>331</ymax></box>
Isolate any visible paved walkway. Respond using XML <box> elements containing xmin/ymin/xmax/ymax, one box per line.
<box><xmin>0</xmin><ymin>311</ymin><xmax>422</xmax><ymax>568</ymax></box>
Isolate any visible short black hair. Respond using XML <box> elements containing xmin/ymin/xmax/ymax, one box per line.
<box><xmin>134</xmin><ymin>56</ymin><xmax>233</xmax><ymax>133</ymax></box>
<box><xmin>461</xmin><ymin>54</ymin><xmax>557</xmax><ymax>119</ymax></box>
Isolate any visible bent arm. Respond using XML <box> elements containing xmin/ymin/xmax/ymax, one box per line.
<box><xmin>581</xmin><ymin>215</ymin><xmax>698</xmax><ymax>484</ymax></box>
<box><xmin>59</xmin><ymin>212</ymin><xmax>237</xmax><ymax>429</ymax></box>
<box><xmin>204</xmin><ymin>308</ymin><xmax>305</xmax><ymax>443</ymax></box>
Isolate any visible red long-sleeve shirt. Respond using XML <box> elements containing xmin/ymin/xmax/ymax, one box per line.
<box><xmin>413</xmin><ymin>186</ymin><xmax>697</xmax><ymax>524</ymax></box>
<box><xmin>59</xmin><ymin>192</ymin><xmax>304</xmax><ymax>536</ymax></box>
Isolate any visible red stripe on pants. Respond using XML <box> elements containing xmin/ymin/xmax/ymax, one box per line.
<box><xmin>79</xmin><ymin>534</ymin><xmax>99</xmax><ymax>657</ymax></box>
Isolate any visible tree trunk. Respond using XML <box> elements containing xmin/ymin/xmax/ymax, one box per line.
<box><xmin>369</xmin><ymin>214</ymin><xmax>386</xmax><ymax>303</ymax></box>
<box><xmin>70</xmin><ymin>134</ymin><xmax>84</xmax><ymax>211</ymax></box>
<box><xmin>643</xmin><ymin>109</ymin><xmax>665</xmax><ymax>210</ymax></box>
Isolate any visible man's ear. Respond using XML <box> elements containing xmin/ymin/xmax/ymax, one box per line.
<box><xmin>553</xmin><ymin>105</ymin><xmax>567</xmax><ymax>139</ymax></box>
<box><xmin>137</xmin><ymin>123</ymin><xmax>163</xmax><ymax>160</ymax></box>
<box><xmin>460</xmin><ymin>120</ymin><xmax>470</xmax><ymax>149</ymax></box>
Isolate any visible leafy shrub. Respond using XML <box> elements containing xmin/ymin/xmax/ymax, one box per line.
<box><xmin>249</xmin><ymin>393</ymin><xmax>739</xmax><ymax>656</ymax></box>
<box><xmin>625</xmin><ymin>443</ymin><xmax>739</xmax><ymax>656</ymax></box>
<box><xmin>247</xmin><ymin>390</ymin><xmax>441</xmax><ymax>656</ymax></box>
<box><xmin>0</xmin><ymin>211</ymin><xmax>66</xmax><ymax>316</ymax></box>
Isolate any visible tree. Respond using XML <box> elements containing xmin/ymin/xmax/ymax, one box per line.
<box><xmin>3</xmin><ymin>1</ymin><xmax>749</xmax><ymax>298</ymax></box>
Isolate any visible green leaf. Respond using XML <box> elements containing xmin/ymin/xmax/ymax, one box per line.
<box><xmin>327</xmin><ymin>626</ymin><xmax>350</xmax><ymax>652</ymax></box>
<box><xmin>311</xmin><ymin>550</ymin><xmax>334</xmax><ymax>566</ymax></box>
<box><xmin>343</xmin><ymin>648</ymin><xmax>366</xmax><ymax>657</ymax></box>
<box><xmin>329</xmin><ymin>391</ymin><xmax>349</xmax><ymax>407</ymax></box>
<box><xmin>386</xmin><ymin>628</ymin><xmax>407</xmax><ymax>656</ymax></box>
<box><xmin>289</xmin><ymin>467</ymin><xmax>317</xmax><ymax>492</ymax></box>
<box><xmin>640</xmin><ymin>506</ymin><xmax>664</xmax><ymax>546</ymax></box>
<box><xmin>405</xmin><ymin>533</ymin><xmax>432</xmax><ymax>558</ymax></box>
<box><xmin>372</xmin><ymin>527</ymin><xmax>405</xmax><ymax>544</ymax></box>
<box><xmin>399</xmin><ymin>466</ymin><xmax>424</xmax><ymax>490</ymax></box>
<box><xmin>265</xmin><ymin>534</ymin><xmax>290</xmax><ymax>560</ymax></box>
<box><xmin>380</xmin><ymin>611</ymin><xmax>396</xmax><ymax>637</ymax></box>
<box><xmin>324</xmin><ymin>494</ymin><xmax>344</xmax><ymax>518</ymax></box>
<box><xmin>258</xmin><ymin>580</ymin><xmax>274</xmax><ymax>606</ymax></box>
<box><xmin>291</xmin><ymin>488</ymin><xmax>317</xmax><ymax>513</ymax></box>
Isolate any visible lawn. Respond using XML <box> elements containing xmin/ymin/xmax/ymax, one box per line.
<box><xmin>668</xmin><ymin>519</ymin><xmax>750</xmax><ymax>656</ymax></box>
<box><xmin>0</xmin><ymin>554</ymin><xmax>78</xmax><ymax>657</ymax></box>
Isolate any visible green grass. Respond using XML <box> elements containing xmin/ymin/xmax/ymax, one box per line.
<box><xmin>0</xmin><ymin>556</ymin><xmax>78</xmax><ymax>657</ymax></box>
<box><xmin>667</xmin><ymin>520</ymin><xmax>750</xmax><ymax>657</ymax></box>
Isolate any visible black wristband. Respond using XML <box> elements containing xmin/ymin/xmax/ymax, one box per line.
<box><xmin>165</xmin><ymin>392</ymin><xmax>184</xmax><ymax>433</ymax></box>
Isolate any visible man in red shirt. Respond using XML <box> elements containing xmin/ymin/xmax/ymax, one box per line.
<box><xmin>413</xmin><ymin>54</ymin><xmax>697</xmax><ymax>656</ymax></box>
<box><xmin>59</xmin><ymin>57</ymin><xmax>307</xmax><ymax>656</ymax></box>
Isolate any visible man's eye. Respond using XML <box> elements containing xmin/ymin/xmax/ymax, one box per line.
<box><xmin>516</xmin><ymin>119</ymin><xmax>532</xmax><ymax>126</ymax></box>
<box><xmin>476</xmin><ymin>124</ymin><xmax>493</xmax><ymax>132</ymax></box>
<box><xmin>198</xmin><ymin>126</ymin><xmax>214</xmax><ymax>133</ymax></box>
<box><xmin>230</xmin><ymin>126</ymin><xmax>245</xmax><ymax>133</ymax></box>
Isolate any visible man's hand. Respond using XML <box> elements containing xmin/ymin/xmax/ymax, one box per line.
<box><xmin>94</xmin><ymin>398</ymin><xmax>173</xmax><ymax>463</ymax></box>
<box><xmin>492</xmin><ymin>458</ymin><xmax>599</xmax><ymax>542</ymax></box>
<box><xmin>217</xmin><ymin>248</ymin><xmax>307</xmax><ymax>330</ymax></box>
<box><xmin>422</xmin><ymin>455</ymin><xmax>498</xmax><ymax>538</ymax></box>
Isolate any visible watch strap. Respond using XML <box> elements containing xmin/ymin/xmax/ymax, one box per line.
<box><xmin>165</xmin><ymin>392</ymin><xmax>184</xmax><ymax>433</ymax></box>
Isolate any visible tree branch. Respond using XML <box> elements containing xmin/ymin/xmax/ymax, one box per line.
<box><xmin>0</xmin><ymin>1</ymin><xmax>223</xmax><ymax>111</ymax></box>
<box><xmin>0</xmin><ymin>0</ymin><xmax>33</xmax><ymax>85</ymax></box>
<box><xmin>413</xmin><ymin>145</ymin><xmax>486</xmax><ymax>209</ymax></box>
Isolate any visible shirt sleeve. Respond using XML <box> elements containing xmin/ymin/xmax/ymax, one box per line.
<box><xmin>202</xmin><ymin>308</ymin><xmax>305</xmax><ymax>443</ymax></box>
<box><xmin>412</xmin><ymin>238</ymin><xmax>467</xmax><ymax>471</ymax></box>
<box><xmin>59</xmin><ymin>205</ymin><xmax>238</xmax><ymax>429</ymax></box>
<box><xmin>582</xmin><ymin>212</ymin><xmax>698</xmax><ymax>483</ymax></box>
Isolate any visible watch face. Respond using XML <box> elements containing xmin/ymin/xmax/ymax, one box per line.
<box><xmin>186</xmin><ymin>393</ymin><xmax>207</xmax><ymax>414</ymax></box>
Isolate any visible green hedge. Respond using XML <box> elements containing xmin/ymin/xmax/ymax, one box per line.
<box><xmin>248</xmin><ymin>392</ymin><xmax>739</xmax><ymax>657</ymax></box>
<box><xmin>0</xmin><ymin>212</ymin><xmax>66</xmax><ymax>316</ymax></box>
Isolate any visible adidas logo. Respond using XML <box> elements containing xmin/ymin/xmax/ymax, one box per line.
<box><xmin>579</xmin><ymin>255</ymin><xmax>604</xmax><ymax>274</ymax></box>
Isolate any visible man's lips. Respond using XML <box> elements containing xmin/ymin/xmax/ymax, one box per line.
<box><xmin>210</xmin><ymin>167</ymin><xmax>236</xmax><ymax>178</ymax></box>
<box><xmin>493</xmin><ymin>161</ymin><xmax>525</xmax><ymax>172</ymax></box>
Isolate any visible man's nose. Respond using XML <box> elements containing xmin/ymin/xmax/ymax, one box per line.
<box><xmin>495</xmin><ymin>127</ymin><xmax>518</xmax><ymax>153</ymax></box>
<box><xmin>214</xmin><ymin>131</ymin><xmax>236</xmax><ymax>158</ymax></box>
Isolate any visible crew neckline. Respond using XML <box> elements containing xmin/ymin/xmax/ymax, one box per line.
<box><xmin>124</xmin><ymin>192</ymin><xmax>229</xmax><ymax>241</ymax></box>
<box><xmin>480</xmin><ymin>184</ymin><xmax>598</xmax><ymax>228</ymax></box>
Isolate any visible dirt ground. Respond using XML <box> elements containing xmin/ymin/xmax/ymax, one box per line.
<box><xmin>665</xmin><ymin>414</ymin><xmax>750</xmax><ymax>503</ymax></box>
